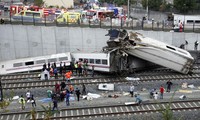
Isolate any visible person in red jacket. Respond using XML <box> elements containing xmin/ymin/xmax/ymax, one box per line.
<box><xmin>160</xmin><ymin>85</ymin><xmax>164</xmax><ymax>99</ymax></box>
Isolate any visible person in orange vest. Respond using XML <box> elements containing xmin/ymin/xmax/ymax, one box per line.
<box><xmin>69</xmin><ymin>85</ymin><xmax>74</xmax><ymax>94</ymax></box>
<box><xmin>50</xmin><ymin>67</ymin><xmax>54</xmax><ymax>77</ymax></box>
<box><xmin>65</xmin><ymin>71</ymin><xmax>72</xmax><ymax>82</ymax></box>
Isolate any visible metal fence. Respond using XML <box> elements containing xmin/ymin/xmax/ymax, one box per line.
<box><xmin>1</xmin><ymin>15</ymin><xmax>200</xmax><ymax>33</ymax></box>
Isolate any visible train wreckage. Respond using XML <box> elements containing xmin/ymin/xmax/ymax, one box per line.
<box><xmin>103</xmin><ymin>29</ymin><xmax>194</xmax><ymax>74</ymax></box>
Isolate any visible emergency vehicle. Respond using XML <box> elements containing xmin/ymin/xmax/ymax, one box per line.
<box><xmin>56</xmin><ymin>12</ymin><xmax>81</xmax><ymax>23</ymax></box>
<box><xmin>12</xmin><ymin>10</ymin><xmax>43</xmax><ymax>22</ymax></box>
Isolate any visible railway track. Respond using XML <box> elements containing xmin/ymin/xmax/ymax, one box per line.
<box><xmin>1</xmin><ymin>99</ymin><xmax>200</xmax><ymax>120</ymax></box>
<box><xmin>2</xmin><ymin>73</ymin><xmax>200</xmax><ymax>90</ymax></box>
<box><xmin>1</xmin><ymin>67</ymin><xmax>200</xmax><ymax>81</ymax></box>
<box><xmin>0</xmin><ymin>72</ymin><xmax>105</xmax><ymax>81</ymax></box>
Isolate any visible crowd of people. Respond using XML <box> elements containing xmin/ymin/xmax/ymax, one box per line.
<box><xmin>41</xmin><ymin>59</ymin><xmax>94</xmax><ymax>81</ymax></box>
<box><xmin>18</xmin><ymin>90</ymin><xmax>36</xmax><ymax>110</ymax></box>
<box><xmin>51</xmin><ymin>82</ymin><xmax>87</xmax><ymax>111</ymax></box>
<box><xmin>130</xmin><ymin>80</ymin><xmax>173</xmax><ymax>106</ymax></box>
<box><xmin>17</xmin><ymin>59</ymin><xmax>175</xmax><ymax>110</ymax></box>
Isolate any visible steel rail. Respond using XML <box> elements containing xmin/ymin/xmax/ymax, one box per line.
<box><xmin>2</xmin><ymin>73</ymin><xmax>200</xmax><ymax>90</ymax></box>
<box><xmin>1</xmin><ymin>99</ymin><xmax>200</xmax><ymax>120</ymax></box>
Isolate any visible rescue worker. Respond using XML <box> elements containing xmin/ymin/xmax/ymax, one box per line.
<box><xmin>52</xmin><ymin>98</ymin><xmax>59</xmax><ymax>111</ymax></box>
<box><xmin>75</xmin><ymin>87</ymin><xmax>81</xmax><ymax>101</ymax></box>
<box><xmin>65</xmin><ymin>91</ymin><xmax>70</xmax><ymax>106</ymax></box>
<box><xmin>129</xmin><ymin>84</ymin><xmax>134</xmax><ymax>97</ymax></box>
<box><xmin>55</xmin><ymin>83</ymin><xmax>60</xmax><ymax>93</ymax></box>
<box><xmin>135</xmin><ymin>94</ymin><xmax>142</xmax><ymax>106</ymax></box>
<box><xmin>53</xmin><ymin>68</ymin><xmax>58</xmax><ymax>79</ymax></box>
<box><xmin>160</xmin><ymin>85</ymin><xmax>165</xmax><ymax>99</ymax></box>
<box><xmin>26</xmin><ymin>90</ymin><xmax>31</xmax><ymax>101</ymax></box>
<box><xmin>82</xmin><ymin>83</ymin><xmax>86</xmax><ymax>95</ymax></box>
<box><xmin>69</xmin><ymin>85</ymin><xmax>74</xmax><ymax>94</ymax></box>
<box><xmin>92</xmin><ymin>65</ymin><xmax>94</xmax><ymax>77</ymax></box>
<box><xmin>59</xmin><ymin>62</ymin><xmax>63</xmax><ymax>75</ymax></box>
<box><xmin>65</xmin><ymin>71</ymin><xmax>72</xmax><ymax>82</ymax></box>
<box><xmin>30</xmin><ymin>95</ymin><xmax>36</xmax><ymax>107</ymax></box>
<box><xmin>60</xmin><ymin>81</ymin><xmax>66</xmax><ymax>91</ymax></box>
<box><xmin>78</xmin><ymin>61</ymin><xmax>82</xmax><ymax>76</ymax></box>
<box><xmin>83</xmin><ymin>60</ymin><xmax>88</xmax><ymax>77</ymax></box>
<box><xmin>19</xmin><ymin>95</ymin><xmax>26</xmax><ymax>110</ymax></box>
<box><xmin>166</xmin><ymin>80</ymin><xmax>173</xmax><ymax>92</ymax></box>
<box><xmin>74</xmin><ymin>62</ymin><xmax>78</xmax><ymax>75</ymax></box>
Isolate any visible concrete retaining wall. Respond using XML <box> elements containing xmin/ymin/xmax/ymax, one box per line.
<box><xmin>0</xmin><ymin>25</ymin><xmax>200</xmax><ymax>61</ymax></box>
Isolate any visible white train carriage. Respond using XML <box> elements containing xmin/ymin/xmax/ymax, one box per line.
<box><xmin>126</xmin><ymin>32</ymin><xmax>194</xmax><ymax>74</ymax></box>
<box><xmin>72</xmin><ymin>52</ymin><xmax>112</xmax><ymax>72</ymax></box>
<box><xmin>71</xmin><ymin>51</ymin><xmax>154</xmax><ymax>73</ymax></box>
<box><xmin>0</xmin><ymin>52</ymin><xmax>72</xmax><ymax>75</ymax></box>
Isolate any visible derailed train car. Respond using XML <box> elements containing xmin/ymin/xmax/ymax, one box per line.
<box><xmin>0</xmin><ymin>53</ymin><xmax>72</xmax><ymax>75</ymax></box>
<box><xmin>104</xmin><ymin>29</ymin><xmax>194</xmax><ymax>74</ymax></box>
<box><xmin>72</xmin><ymin>51</ymin><xmax>154</xmax><ymax>74</ymax></box>
<box><xmin>0</xmin><ymin>51</ymin><xmax>153</xmax><ymax>75</ymax></box>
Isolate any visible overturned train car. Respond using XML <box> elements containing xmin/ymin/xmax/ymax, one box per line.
<box><xmin>104</xmin><ymin>29</ymin><xmax>194</xmax><ymax>74</ymax></box>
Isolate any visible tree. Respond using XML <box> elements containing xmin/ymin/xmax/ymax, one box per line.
<box><xmin>40</xmin><ymin>103</ymin><xmax>59</xmax><ymax>120</ymax></box>
<box><xmin>0</xmin><ymin>90</ymin><xmax>15</xmax><ymax>113</ymax></box>
<box><xmin>26</xmin><ymin>108</ymin><xmax>37</xmax><ymax>120</ymax></box>
<box><xmin>98</xmin><ymin>0</ymin><xmax>136</xmax><ymax>6</ymax></box>
<box><xmin>142</xmin><ymin>0</ymin><xmax>163</xmax><ymax>11</ymax></box>
<box><xmin>173</xmin><ymin>0</ymin><xmax>197</xmax><ymax>13</ymax></box>
<box><xmin>34</xmin><ymin>0</ymin><xmax>44</xmax><ymax>7</ymax></box>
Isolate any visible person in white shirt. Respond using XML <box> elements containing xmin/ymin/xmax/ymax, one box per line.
<box><xmin>153</xmin><ymin>92</ymin><xmax>158</xmax><ymax>100</ymax></box>
<box><xmin>130</xmin><ymin>84</ymin><xmax>135</xmax><ymax>97</ymax></box>
<box><xmin>26</xmin><ymin>90</ymin><xmax>31</xmax><ymax>101</ymax></box>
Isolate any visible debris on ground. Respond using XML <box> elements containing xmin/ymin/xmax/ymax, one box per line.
<box><xmin>98</xmin><ymin>84</ymin><xmax>114</xmax><ymax>91</ymax></box>
<box><xmin>108</xmin><ymin>94</ymin><xmax>119</xmax><ymax>98</ymax></box>
<box><xmin>82</xmin><ymin>93</ymin><xmax>101</xmax><ymax>101</ymax></box>
<box><xmin>13</xmin><ymin>96</ymin><xmax>19</xmax><ymax>100</ymax></box>
<box><xmin>182</xmin><ymin>82</ymin><xmax>188</xmax><ymax>89</ymax></box>
<box><xmin>123</xmin><ymin>92</ymin><xmax>130</xmax><ymax>96</ymax></box>
<box><xmin>188</xmin><ymin>84</ymin><xmax>195</xmax><ymax>89</ymax></box>
<box><xmin>179</xmin><ymin>95</ymin><xmax>186</xmax><ymax>100</ymax></box>
<box><xmin>141</xmin><ymin>88</ymin><xmax>146</xmax><ymax>91</ymax></box>
<box><xmin>125</xmin><ymin>77</ymin><xmax>140</xmax><ymax>81</ymax></box>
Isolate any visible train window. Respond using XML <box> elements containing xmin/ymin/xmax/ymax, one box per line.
<box><xmin>95</xmin><ymin>59</ymin><xmax>101</xmax><ymax>64</ymax></box>
<box><xmin>196</xmin><ymin>20</ymin><xmax>200</xmax><ymax>23</ymax></box>
<box><xmin>79</xmin><ymin>58</ymin><xmax>83</xmax><ymax>62</ymax></box>
<box><xmin>102</xmin><ymin>59</ymin><xmax>107</xmax><ymax>65</ymax></box>
<box><xmin>89</xmin><ymin>59</ymin><xmax>94</xmax><ymax>63</ymax></box>
<box><xmin>84</xmin><ymin>59</ymin><xmax>88</xmax><ymax>62</ymax></box>
<box><xmin>25</xmin><ymin>61</ymin><xmax>34</xmax><ymax>66</ymax></box>
<box><xmin>187</xmin><ymin>20</ymin><xmax>194</xmax><ymax>23</ymax></box>
<box><xmin>59</xmin><ymin>57</ymin><xmax>68</xmax><ymax>61</ymax></box>
<box><xmin>13</xmin><ymin>63</ymin><xmax>23</xmax><ymax>67</ymax></box>
<box><xmin>166</xmin><ymin>46</ymin><xmax>175</xmax><ymax>51</ymax></box>
<box><xmin>48</xmin><ymin>58</ymin><xmax>56</xmax><ymax>63</ymax></box>
<box><xmin>1</xmin><ymin>65</ymin><xmax>4</xmax><ymax>68</ymax></box>
<box><xmin>36</xmin><ymin>60</ymin><xmax>46</xmax><ymax>64</ymax></box>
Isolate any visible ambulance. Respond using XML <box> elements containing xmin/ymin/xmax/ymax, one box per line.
<box><xmin>56</xmin><ymin>12</ymin><xmax>81</xmax><ymax>23</ymax></box>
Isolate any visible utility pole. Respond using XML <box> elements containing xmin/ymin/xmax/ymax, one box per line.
<box><xmin>127</xmin><ymin>0</ymin><xmax>130</xmax><ymax>19</ymax></box>
<box><xmin>0</xmin><ymin>77</ymin><xmax>3</xmax><ymax>101</ymax></box>
<box><xmin>146</xmin><ymin>0</ymin><xmax>148</xmax><ymax>20</ymax></box>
